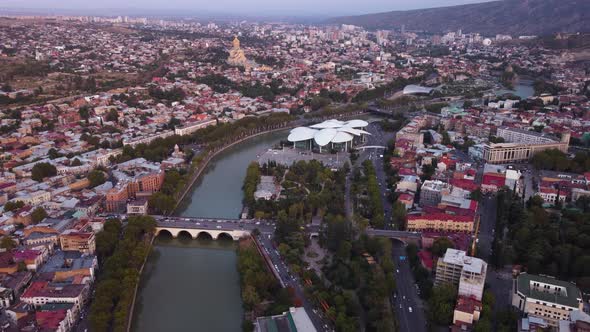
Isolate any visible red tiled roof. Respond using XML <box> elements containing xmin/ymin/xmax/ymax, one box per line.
<box><xmin>408</xmin><ymin>213</ymin><xmax>473</xmax><ymax>223</ymax></box>
<box><xmin>418</xmin><ymin>250</ymin><xmax>434</xmax><ymax>269</ymax></box>
<box><xmin>36</xmin><ymin>310</ymin><xmax>67</xmax><ymax>330</ymax></box>
<box><xmin>450</xmin><ymin>178</ymin><xmax>479</xmax><ymax>192</ymax></box>
<box><xmin>423</xmin><ymin>205</ymin><xmax>476</xmax><ymax>217</ymax></box>
<box><xmin>22</xmin><ymin>281</ymin><xmax>85</xmax><ymax>299</ymax></box>
<box><xmin>398</xmin><ymin>193</ymin><xmax>415</xmax><ymax>201</ymax></box>
<box><xmin>455</xmin><ymin>295</ymin><xmax>482</xmax><ymax>313</ymax></box>
<box><xmin>13</xmin><ymin>250</ymin><xmax>40</xmax><ymax>261</ymax></box>
<box><xmin>482</xmin><ymin>173</ymin><xmax>505</xmax><ymax>187</ymax></box>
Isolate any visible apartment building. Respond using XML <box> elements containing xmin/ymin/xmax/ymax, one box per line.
<box><xmin>482</xmin><ymin>141</ymin><xmax>568</xmax><ymax>164</ymax></box>
<box><xmin>497</xmin><ymin>127</ymin><xmax>557</xmax><ymax>145</ymax></box>
<box><xmin>483</xmin><ymin>129</ymin><xmax>570</xmax><ymax>164</ymax></box>
<box><xmin>406</xmin><ymin>213</ymin><xmax>474</xmax><ymax>233</ymax></box>
<box><xmin>435</xmin><ymin>249</ymin><xmax>487</xmax><ymax>301</ymax></box>
<box><xmin>419</xmin><ymin>180</ymin><xmax>452</xmax><ymax>207</ymax></box>
<box><xmin>59</xmin><ymin>231</ymin><xmax>96</xmax><ymax>254</ymax></box>
<box><xmin>512</xmin><ymin>273</ymin><xmax>583</xmax><ymax>327</ymax></box>
<box><xmin>174</xmin><ymin>119</ymin><xmax>217</xmax><ymax>136</ymax></box>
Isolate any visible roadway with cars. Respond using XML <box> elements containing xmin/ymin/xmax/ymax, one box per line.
<box><xmin>357</xmin><ymin>120</ymin><xmax>427</xmax><ymax>332</ymax></box>
<box><xmin>153</xmin><ymin>216</ymin><xmax>275</xmax><ymax>234</ymax></box>
<box><xmin>392</xmin><ymin>240</ymin><xmax>427</xmax><ymax>332</ymax></box>
<box><xmin>256</xmin><ymin>234</ymin><xmax>334</xmax><ymax>332</ymax></box>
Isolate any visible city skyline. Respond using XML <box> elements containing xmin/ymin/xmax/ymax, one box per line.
<box><xmin>2</xmin><ymin>0</ymin><xmax>493</xmax><ymax>16</ymax></box>
<box><xmin>0</xmin><ymin>4</ymin><xmax>588</xmax><ymax>332</ymax></box>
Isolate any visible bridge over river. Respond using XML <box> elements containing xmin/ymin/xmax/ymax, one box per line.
<box><xmin>151</xmin><ymin>215</ymin><xmax>275</xmax><ymax>240</ymax></box>
<box><xmin>152</xmin><ymin>216</ymin><xmax>422</xmax><ymax>244</ymax></box>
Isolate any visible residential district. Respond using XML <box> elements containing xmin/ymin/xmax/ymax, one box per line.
<box><xmin>0</xmin><ymin>14</ymin><xmax>588</xmax><ymax>332</ymax></box>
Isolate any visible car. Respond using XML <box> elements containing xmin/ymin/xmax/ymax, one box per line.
<box><xmin>216</xmin><ymin>226</ymin><xmax>221</xmax><ymax>229</ymax></box>
<box><xmin>402</xmin><ymin>295</ymin><xmax>405</xmax><ymax>300</ymax></box>
<box><xmin>396</xmin><ymin>269</ymin><xmax>399</xmax><ymax>273</ymax></box>
<box><xmin>408</xmin><ymin>307</ymin><xmax>413</xmax><ymax>313</ymax></box>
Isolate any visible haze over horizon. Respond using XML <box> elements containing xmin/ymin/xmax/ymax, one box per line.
<box><xmin>1</xmin><ymin>0</ymin><xmax>494</xmax><ymax>16</ymax></box>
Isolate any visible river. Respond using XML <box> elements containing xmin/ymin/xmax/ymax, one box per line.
<box><xmin>494</xmin><ymin>79</ymin><xmax>535</xmax><ymax>99</ymax></box>
<box><xmin>132</xmin><ymin>130</ymin><xmax>287</xmax><ymax>332</ymax></box>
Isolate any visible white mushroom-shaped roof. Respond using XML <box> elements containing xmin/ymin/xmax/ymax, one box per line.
<box><xmin>402</xmin><ymin>85</ymin><xmax>433</xmax><ymax>95</ymax></box>
<box><xmin>331</xmin><ymin>131</ymin><xmax>354</xmax><ymax>143</ymax></box>
<box><xmin>338</xmin><ymin>127</ymin><xmax>370</xmax><ymax>136</ymax></box>
<box><xmin>309</xmin><ymin>119</ymin><xmax>346</xmax><ymax>129</ymax></box>
<box><xmin>288</xmin><ymin>119</ymin><xmax>370</xmax><ymax>146</ymax></box>
<box><xmin>344</xmin><ymin>119</ymin><xmax>369</xmax><ymax>128</ymax></box>
<box><xmin>288</xmin><ymin>127</ymin><xmax>318</xmax><ymax>142</ymax></box>
<box><xmin>314</xmin><ymin>128</ymin><xmax>338</xmax><ymax>146</ymax></box>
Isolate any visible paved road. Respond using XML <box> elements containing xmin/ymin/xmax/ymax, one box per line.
<box><xmin>360</xmin><ymin>122</ymin><xmax>427</xmax><ymax>331</ymax></box>
<box><xmin>477</xmin><ymin>195</ymin><xmax>513</xmax><ymax>317</ymax></box>
<box><xmin>365</xmin><ymin>122</ymin><xmax>394</xmax><ymax>225</ymax></box>
<box><xmin>153</xmin><ymin>216</ymin><xmax>276</xmax><ymax>234</ymax></box>
<box><xmin>256</xmin><ymin>234</ymin><xmax>333</xmax><ymax>332</ymax></box>
<box><xmin>392</xmin><ymin>241</ymin><xmax>427</xmax><ymax>332</ymax></box>
<box><xmin>476</xmin><ymin>195</ymin><xmax>496</xmax><ymax>261</ymax></box>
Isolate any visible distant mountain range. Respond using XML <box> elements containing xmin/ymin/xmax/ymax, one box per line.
<box><xmin>328</xmin><ymin>0</ymin><xmax>590</xmax><ymax>36</ymax></box>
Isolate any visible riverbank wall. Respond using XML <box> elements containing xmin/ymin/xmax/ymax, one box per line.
<box><xmin>126</xmin><ymin>234</ymin><xmax>156</xmax><ymax>332</ymax></box>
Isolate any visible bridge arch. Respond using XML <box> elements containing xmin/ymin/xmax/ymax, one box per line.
<box><xmin>216</xmin><ymin>232</ymin><xmax>234</xmax><ymax>241</ymax></box>
<box><xmin>196</xmin><ymin>231</ymin><xmax>213</xmax><ymax>240</ymax></box>
<box><xmin>177</xmin><ymin>230</ymin><xmax>194</xmax><ymax>240</ymax></box>
<box><xmin>156</xmin><ymin>229</ymin><xmax>173</xmax><ymax>239</ymax></box>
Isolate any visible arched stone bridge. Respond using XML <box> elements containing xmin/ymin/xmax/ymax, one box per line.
<box><xmin>156</xmin><ymin>227</ymin><xmax>250</xmax><ymax>240</ymax></box>
<box><xmin>365</xmin><ymin>228</ymin><xmax>422</xmax><ymax>245</ymax></box>
<box><xmin>153</xmin><ymin>216</ymin><xmax>275</xmax><ymax>241</ymax></box>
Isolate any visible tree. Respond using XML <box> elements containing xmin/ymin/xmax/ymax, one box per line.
<box><xmin>474</xmin><ymin>318</ymin><xmax>492</xmax><ymax>332</ymax></box>
<box><xmin>428</xmin><ymin>284</ymin><xmax>457</xmax><ymax>325</ymax></box>
<box><xmin>31</xmin><ymin>207</ymin><xmax>48</xmax><ymax>224</ymax></box>
<box><xmin>88</xmin><ymin>170</ymin><xmax>106</xmax><ymax>188</ymax></box>
<box><xmin>469</xmin><ymin>188</ymin><xmax>483</xmax><ymax>202</ymax></box>
<box><xmin>0</xmin><ymin>237</ymin><xmax>17</xmax><ymax>250</ymax></box>
<box><xmin>48</xmin><ymin>148</ymin><xmax>61</xmax><ymax>159</ymax></box>
<box><xmin>442</xmin><ymin>131</ymin><xmax>451</xmax><ymax>145</ymax></box>
<box><xmin>3</xmin><ymin>201</ymin><xmax>24</xmax><ymax>212</ymax></box>
<box><xmin>242</xmin><ymin>285</ymin><xmax>261</xmax><ymax>310</ymax></box>
<box><xmin>106</xmin><ymin>109</ymin><xmax>119</xmax><ymax>122</ymax></box>
<box><xmin>148</xmin><ymin>192</ymin><xmax>176</xmax><ymax>215</ymax></box>
<box><xmin>391</xmin><ymin>201</ymin><xmax>407</xmax><ymax>228</ymax></box>
<box><xmin>79</xmin><ymin>106</ymin><xmax>90</xmax><ymax>120</ymax></box>
<box><xmin>71</xmin><ymin>158</ymin><xmax>82</xmax><ymax>166</ymax></box>
<box><xmin>31</xmin><ymin>162</ymin><xmax>57</xmax><ymax>181</ymax></box>
<box><xmin>168</xmin><ymin>117</ymin><xmax>181</xmax><ymax>129</ymax></box>
<box><xmin>431</xmin><ymin>237</ymin><xmax>455</xmax><ymax>257</ymax></box>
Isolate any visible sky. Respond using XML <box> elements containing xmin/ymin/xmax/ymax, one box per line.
<box><xmin>1</xmin><ymin>0</ymin><xmax>493</xmax><ymax>16</ymax></box>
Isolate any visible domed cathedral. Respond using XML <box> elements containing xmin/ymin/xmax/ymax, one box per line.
<box><xmin>227</xmin><ymin>36</ymin><xmax>256</xmax><ymax>70</ymax></box>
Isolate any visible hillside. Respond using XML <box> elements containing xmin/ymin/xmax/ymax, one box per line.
<box><xmin>328</xmin><ymin>0</ymin><xmax>590</xmax><ymax>36</ymax></box>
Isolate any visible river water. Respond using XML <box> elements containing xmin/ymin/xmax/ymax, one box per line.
<box><xmin>495</xmin><ymin>79</ymin><xmax>535</xmax><ymax>99</ymax></box>
<box><xmin>132</xmin><ymin>130</ymin><xmax>286</xmax><ymax>332</ymax></box>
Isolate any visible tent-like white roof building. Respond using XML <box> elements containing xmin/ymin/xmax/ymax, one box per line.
<box><xmin>403</xmin><ymin>85</ymin><xmax>433</xmax><ymax>95</ymax></box>
<box><xmin>288</xmin><ymin>119</ymin><xmax>370</xmax><ymax>147</ymax></box>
